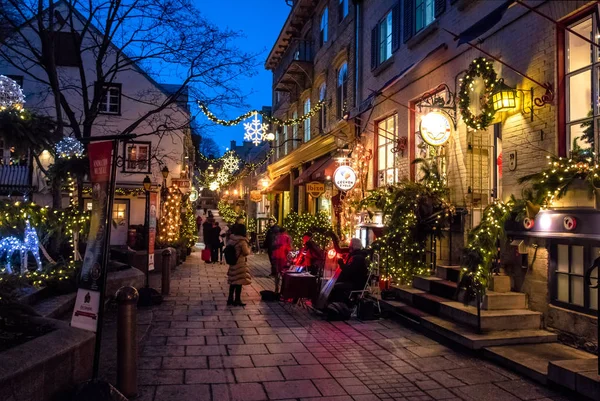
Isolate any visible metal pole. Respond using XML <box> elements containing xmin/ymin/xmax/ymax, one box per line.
<box><xmin>92</xmin><ymin>139</ymin><xmax>120</xmax><ymax>379</ymax></box>
<box><xmin>145</xmin><ymin>190</ymin><xmax>150</xmax><ymax>287</ymax></box>
<box><xmin>162</xmin><ymin>249</ymin><xmax>171</xmax><ymax>296</ymax></box>
<box><xmin>116</xmin><ymin>286</ymin><xmax>138</xmax><ymax>398</ymax></box>
<box><xmin>476</xmin><ymin>291</ymin><xmax>482</xmax><ymax>334</ymax></box>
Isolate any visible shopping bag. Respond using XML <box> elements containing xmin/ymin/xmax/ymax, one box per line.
<box><xmin>202</xmin><ymin>248</ymin><xmax>211</xmax><ymax>262</ymax></box>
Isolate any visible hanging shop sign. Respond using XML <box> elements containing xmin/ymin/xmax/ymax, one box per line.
<box><xmin>171</xmin><ymin>179</ymin><xmax>191</xmax><ymax>188</ymax></box>
<box><xmin>419</xmin><ymin>111</ymin><xmax>452</xmax><ymax>146</ymax></box>
<box><xmin>306</xmin><ymin>181</ymin><xmax>325</xmax><ymax>198</ymax></box>
<box><xmin>333</xmin><ymin>166</ymin><xmax>357</xmax><ymax>192</ymax></box>
<box><xmin>250</xmin><ymin>190</ymin><xmax>263</xmax><ymax>202</ymax></box>
<box><xmin>189</xmin><ymin>188</ymin><xmax>199</xmax><ymax>202</ymax></box>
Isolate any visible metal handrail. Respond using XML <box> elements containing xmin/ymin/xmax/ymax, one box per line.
<box><xmin>583</xmin><ymin>257</ymin><xmax>598</xmax><ymax>375</ymax></box>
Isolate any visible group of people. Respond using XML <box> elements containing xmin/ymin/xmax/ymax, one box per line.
<box><xmin>197</xmin><ymin>211</ymin><xmax>227</xmax><ymax>264</ymax></box>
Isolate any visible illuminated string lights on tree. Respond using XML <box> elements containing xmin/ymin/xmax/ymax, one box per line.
<box><xmin>198</xmin><ymin>101</ymin><xmax>325</xmax><ymax>127</ymax></box>
<box><xmin>243</xmin><ymin>112</ymin><xmax>268</xmax><ymax>146</ymax></box>
<box><xmin>180</xmin><ymin>196</ymin><xmax>197</xmax><ymax>248</ymax></box>
<box><xmin>56</xmin><ymin>137</ymin><xmax>84</xmax><ymax>159</ymax></box>
<box><xmin>0</xmin><ymin>75</ymin><xmax>25</xmax><ymax>111</ymax></box>
<box><xmin>159</xmin><ymin>186</ymin><xmax>182</xmax><ymax>244</ymax></box>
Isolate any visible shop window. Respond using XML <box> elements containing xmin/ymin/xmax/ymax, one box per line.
<box><xmin>377</xmin><ymin>114</ymin><xmax>398</xmax><ymax>186</ymax></box>
<box><xmin>339</xmin><ymin>0</ymin><xmax>348</xmax><ymax>22</ymax></box>
<box><xmin>320</xmin><ymin>7</ymin><xmax>328</xmax><ymax>46</ymax></box>
<box><xmin>337</xmin><ymin>62</ymin><xmax>348</xmax><ymax>119</ymax></box>
<box><xmin>303</xmin><ymin>98</ymin><xmax>311</xmax><ymax>142</ymax></box>
<box><xmin>551</xmin><ymin>242</ymin><xmax>598</xmax><ymax>314</ymax></box>
<box><xmin>97</xmin><ymin>83</ymin><xmax>121</xmax><ymax>115</ymax></box>
<box><xmin>564</xmin><ymin>12</ymin><xmax>600</xmax><ymax>151</ymax></box>
<box><xmin>124</xmin><ymin>142</ymin><xmax>150</xmax><ymax>173</ymax></box>
<box><xmin>319</xmin><ymin>83</ymin><xmax>327</xmax><ymax>131</ymax></box>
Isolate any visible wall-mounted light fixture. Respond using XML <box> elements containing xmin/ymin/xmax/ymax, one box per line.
<box><xmin>492</xmin><ymin>79</ymin><xmax>534</xmax><ymax>122</ymax></box>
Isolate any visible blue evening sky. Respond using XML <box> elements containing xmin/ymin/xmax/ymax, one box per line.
<box><xmin>194</xmin><ymin>0</ymin><xmax>291</xmax><ymax>152</ymax></box>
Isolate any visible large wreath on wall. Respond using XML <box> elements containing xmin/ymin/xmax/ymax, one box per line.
<box><xmin>458</xmin><ymin>57</ymin><xmax>498</xmax><ymax>130</ymax></box>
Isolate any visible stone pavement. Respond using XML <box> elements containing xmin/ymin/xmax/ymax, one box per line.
<box><xmin>137</xmin><ymin>252</ymin><xmax>577</xmax><ymax>401</ymax></box>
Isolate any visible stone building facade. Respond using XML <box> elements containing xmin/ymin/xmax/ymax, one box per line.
<box><xmin>267</xmin><ymin>0</ymin><xmax>599</xmax><ymax>344</ymax></box>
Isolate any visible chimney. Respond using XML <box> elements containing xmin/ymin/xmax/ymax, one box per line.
<box><xmin>230</xmin><ymin>140</ymin><xmax>236</xmax><ymax>150</ymax></box>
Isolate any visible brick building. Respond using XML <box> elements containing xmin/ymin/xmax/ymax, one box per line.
<box><xmin>266</xmin><ymin>0</ymin><xmax>599</xmax><ymax>362</ymax></box>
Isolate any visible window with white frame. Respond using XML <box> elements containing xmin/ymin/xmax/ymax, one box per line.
<box><xmin>319</xmin><ymin>83</ymin><xmax>327</xmax><ymax>131</ymax></box>
<box><xmin>124</xmin><ymin>142</ymin><xmax>150</xmax><ymax>172</ymax></box>
<box><xmin>565</xmin><ymin>12</ymin><xmax>599</xmax><ymax>151</ymax></box>
<box><xmin>303</xmin><ymin>98</ymin><xmax>311</xmax><ymax>142</ymax></box>
<box><xmin>283</xmin><ymin>124</ymin><xmax>289</xmax><ymax>155</ymax></box>
<box><xmin>377</xmin><ymin>114</ymin><xmax>398</xmax><ymax>186</ymax></box>
<box><xmin>339</xmin><ymin>0</ymin><xmax>348</xmax><ymax>21</ymax></box>
<box><xmin>320</xmin><ymin>7</ymin><xmax>328</xmax><ymax>46</ymax></box>
<box><xmin>337</xmin><ymin>63</ymin><xmax>348</xmax><ymax>119</ymax></box>
<box><xmin>552</xmin><ymin>243</ymin><xmax>598</xmax><ymax>313</ymax></box>
<box><xmin>415</xmin><ymin>0</ymin><xmax>435</xmax><ymax>33</ymax></box>
<box><xmin>379</xmin><ymin>11</ymin><xmax>393</xmax><ymax>64</ymax></box>
<box><xmin>275</xmin><ymin>127</ymin><xmax>280</xmax><ymax>160</ymax></box>
<box><xmin>292</xmin><ymin>110</ymin><xmax>298</xmax><ymax>149</ymax></box>
<box><xmin>98</xmin><ymin>83</ymin><xmax>121</xmax><ymax>114</ymax></box>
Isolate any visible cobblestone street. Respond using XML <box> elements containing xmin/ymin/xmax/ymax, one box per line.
<box><xmin>138</xmin><ymin>252</ymin><xmax>576</xmax><ymax>401</ymax></box>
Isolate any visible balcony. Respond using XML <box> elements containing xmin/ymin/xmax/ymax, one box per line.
<box><xmin>273</xmin><ymin>39</ymin><xmax>314</xmax><ymax>95</ymax></box>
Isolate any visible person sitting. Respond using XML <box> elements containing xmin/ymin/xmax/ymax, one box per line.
<box><xmin>272</xmin><ymin>227</ymin><xmax>292</xmax><ymax>292</ymax></box>
<box><xmin>328</xmin><ymin>238</ymin><xmax>369</xmax><ymax>304</ymax></box>
<box><xmin>295</xmin><ymin>232</ymin><xmax>325</xmax><ymax>276</ymax></box>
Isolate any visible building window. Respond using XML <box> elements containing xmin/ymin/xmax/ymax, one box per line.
<box><xmin>54</xmin><ymin>32</ymin><xmax>80</xmax><ymax>67</ymax></box>
<box><xmin>319</xmin><ymin>83</ymin><xmax>327</xmax><ymax>131</ymax></box>
<box><xmin>124</xmin><ymin>142</ymin><xmax>150</xmax><ymax>173</ymax></box>
<box><xmin>283</xmin><ymin>124</ymin><xmax>289</xmax><ymax>155</ymax></box>
<box><xmin>564</xmin><ymin>13</ymin><xmax>599</xmax><ymax>151</ymax></box>
<box><xmin>371</xmin><ymin>5</ymin><xmax>399</xmax><ymax>69</ymax></box>
<box><xmin>320</xmin><ymin>7</ymin><xmax>328</xmax><ymax>46</ymax></box>
<box><xmin>0</xmin><ymin>139</ymin><xmax>27</xmax><ymax>166</ymax></box>
<box><xmin>292</xmin><ymin>110</ymin><xmax>298</xmax><ymax>149</ymax></box>
<box><xmin>415</xmin><ymin>0</ymin><xmax>435</xmax><ymax>32</ymax></box>
<box><xmin>98</xmin><ymin>83</ymin><xmax>121</xmax><ymax>115</ymax></box>
<box><xmin>404</xmin><ymin>0</ymin><xmax>443</xmax><ymax>43</ymax></box>
<box><xmin>380</xmin><ymin>12</ymin><xmax>393</xmax><ymax>64</ymax></box>
<box><xmin>339</xmin><ymin>0</ymin><xmax>348</xmax><ymax>21</ymax></box>
<box><xmin>275</xmin><ymin>127</ymin><xmax>280</xmax><ymax>160</ymax></box>
<box><xmin>377</xmin><ymin>114</ymin><xmax>398</xmax><ymax>186</ymax></box>
<box><xmin>551</xmin><ymin>243</ymin><xmax>598</xmax><ymax>314</ymax></box>
<box><xmin>303</xmin><ymin>98</ymin><xmax>311</xmax><ymax>142</ymax></box>
<box><xmin>337</xmin><ymin>63</ymin><xmax>348</xmax><ymax>119</ymax></box>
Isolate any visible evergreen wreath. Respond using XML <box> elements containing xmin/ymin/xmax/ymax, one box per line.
<box><xmin>458</xmin><ymin>57</ymin><xmax>498</xmax><ymax>130</ymax></box>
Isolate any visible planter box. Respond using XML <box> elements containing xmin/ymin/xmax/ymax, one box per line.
<box><xmin>128</xmin><ymin>247</ymin><xmax>177</xmax><ymax>274</ymax></box>
<box><xmin>0</xmin><ymin>318</ymin><xmax>95</xmax><ymax>401</ymax></box>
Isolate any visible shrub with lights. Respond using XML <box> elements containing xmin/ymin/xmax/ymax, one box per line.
<box><xmin>283</xmin><ymin>211</ymin><xmax>333</xmax><ymax>249</ymax></box>
<box><xmin>180</xmin><ymin>195</ymin><xmax>198</xmax><ymax>249</ymax></box>
<box><xmin>158</xmin><ymin>186</ymin><xmax>182</xmax><ymax>245</ymax></box>
<box><xmin>217</xmin><ymin>200</ymin><xmax>241</xmax><ymax>225</ymax></box>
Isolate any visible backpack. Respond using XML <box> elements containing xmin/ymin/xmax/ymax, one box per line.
<box><xmin>224</xmin><ymin>244</ymin><xmax>239</xmax><ymax>265</ymax></box>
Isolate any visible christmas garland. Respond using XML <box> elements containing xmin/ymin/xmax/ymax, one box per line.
<box><xmin>199</xmin><ymin>101</ymin><xmax>325</xmax><ymax>127</ymax></box>
<box><xmin>458</xmin><ymin>57</ymin><xmax>498</xmax><ymax>131</ymax></box>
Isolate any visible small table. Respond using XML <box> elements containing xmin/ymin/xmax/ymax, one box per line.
<box><xmin>280</xmin><ymin>272</ymin><xmax>318</xmax><ymax>303</ymax></box>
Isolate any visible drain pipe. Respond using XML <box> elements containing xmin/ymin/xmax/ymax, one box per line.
<box><xmin>354</xmin><ymin>0</ymin><xmax>362</xmax><ymax>112</ymax></box>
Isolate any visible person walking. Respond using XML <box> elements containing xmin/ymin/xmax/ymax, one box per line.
<box><xmin>226</xmin><ymin>224</ymin><xmax>252</xmax><ymax>306</ymax></box>
<box><xmin>264</xmin><ymin>218</ymin><xmax>280</xmax><ymax>277</ymax></box>
<box><xmin>210</xmin><ymin>222</ymin><xmax>222</xmax><ymax>263</ymax></box>
<box><xmin>272</xmin><ymin>227</ymin><xmax>292</xmax><ymax>292</ymax></box>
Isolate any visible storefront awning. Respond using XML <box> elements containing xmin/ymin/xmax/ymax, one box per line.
<box><xmin>262</xmin><ymin>174</ymin><xmax>290</xmax><ymax>194</ymax></box>
<box><xmin>311</xmin><ymin>157</ymin><xmax>337</xmax><ymax>181</ymax></box>
<box><xmin>293</xmin><ymin>158</ymin><xmax>329</xmax><ymax>185</ymax></box>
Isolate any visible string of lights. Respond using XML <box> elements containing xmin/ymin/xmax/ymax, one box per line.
<box><xmin>198</xmin><ymin>101</ymin><xmax>325</xmax><ymax>127</ymax></box>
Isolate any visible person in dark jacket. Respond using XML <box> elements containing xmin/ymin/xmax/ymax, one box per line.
<box><xmin>210</xmin><ymin>222</ymin><xmax>222</xmax><ymax>263</ymax></box>
<box><xmin>264</xmin><ymin>218</ymin><xmax>280</xmax><ymax>276</ymax></box>
<box><xmin>329</xmin><ymin>238</ymin><xmax>369</xmax><ymax>303</ymax></box>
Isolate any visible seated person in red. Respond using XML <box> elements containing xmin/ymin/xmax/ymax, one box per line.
<box><xmin>295</xmin><ymin>232</ymin><xmax>325</xmax><ymax>276</ymax></box>
<box><xmin>329</xmin><ymin>238</ymin><xmax>369</xmax><ymax>303</ymax></box>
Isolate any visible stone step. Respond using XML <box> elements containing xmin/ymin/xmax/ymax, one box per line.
<box><xmin>412</xmin><ymin>275</ymin><xmax>442</xmax><ymax>292</ymax></box>
<box><xmin>429</xmin><ymin>279</ymin><xmax>459</xmax><ymax>299</ymax></box>
<box><xmin>420</xmin><ymin>316</ymin><xmax>557</xmax><ymax>350</ymax></box>
<box><xmin>484</xmin><ymin>343</ymin><xmax>597</xmax><ymax>390</ymax></box>
<box><xmin>481</xmin><ymin>291</ymin><xmax>527</xmax><ymax>310</ymax></box>
<box><xmin>548</xmin><ymin>359</ymin><xmax>599</xmax><ymax>400</ymax></box>
<box><xmin>435</xmin><ymin>265</ymin><xmax>461</xmax><ymax>282</ymax></box>
<box><xmin>394</xmin><ymin>285</ymin><xmax>425</xmax><ymax>304</ymax></box>
<box><xmin>31</xmin><ymin>293</ymin><xmax>76</xmax><ymax>318</ymax></box>
<box><xmin>438</xmin><ymin>301</ymin><xmax>542</xmax><ymax>331</ymax></box>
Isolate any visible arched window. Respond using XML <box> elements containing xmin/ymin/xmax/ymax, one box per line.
<box><xmin>303</xmin><ymin>98</ymin><xmax>311</xmax><ymax>142</ymax></box>
<box><xmin>319</xmin><ymin>83</ymin><xmax>327</xmax><ymax>131</ymax></box>
<box><xmin>337</xmin><ymin>63</ymin><xmax>348</xmax><ymax>119</ymax></box>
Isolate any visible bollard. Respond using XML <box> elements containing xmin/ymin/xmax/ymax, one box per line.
<box><xmin>161</xmin><ymin>249</ymin><xmax>172</xmax><ymax>296</ymax></box>
<box><xmin>116</xmin><ymin>286</ymin><xmax>139</xmax><ymax>398</ymax></box>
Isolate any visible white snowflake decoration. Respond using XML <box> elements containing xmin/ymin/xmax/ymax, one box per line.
<box><xmin>56</xmin><ymin>137</ymin><xmax>84</xmax><ymax>159</ymax></box>
<box><xmin>243</xmin><ymin>112</ymin><xmax>268</xmax><ymax>146</ymax></box>
<box><xmin>209</xmin><ymin>181</ymin><xmax>219</xmax><ymax>191</ymax></box>
<box><xmin>222</xmin><ymin>152</ymin><xmax>240</xmax><ymax>173</ymax></box>
<box><xmin>0</xmin><ymin>75</ymin><xmax>25</xmax><ymax>110</ymax></box>
<box><xmin>216</xmin><ymin>170</ymin><xmax>230</xmax><ymax>185</ymax></box>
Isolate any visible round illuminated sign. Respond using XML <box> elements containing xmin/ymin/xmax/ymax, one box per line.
<box><xmin>419</xmin><ymin>111</ymin><xmax>452</xmax><ymax>146</ymax></box>
<box><xmin>333</xmin><ymin>165</ymin><xmax>357</xmax><ymax>192</ymax></box>
<box><xmin>189</xmin><ymin>188</ymin><xmax>199</xmax><ymax>202</ymax></box>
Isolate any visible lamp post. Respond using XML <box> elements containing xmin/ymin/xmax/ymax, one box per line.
<box><xmin>138</xmin><ymin>175</ymin><xmax>156</xmax><ymax>306</ymax></box>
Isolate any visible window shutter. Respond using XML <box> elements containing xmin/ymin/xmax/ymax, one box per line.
<box><xmin>371</xmin><ymin>26</ymin><xmax>378</xmax><ymax>70</ymax></box>
<box><xmin>403</xmin><ymin>0</ymin><xmax>414</xmax><ymax>43</ymax></box>
<box><xmin>392</xmin><ymin>2</ymin><xmax>401</xmax><ymax>52</ymax></box>
<box><xmin>435</xmin><ymin>0</ymin><xmax>446</xmax><ymax>18</ymax></box>
<box><xmin>338</xmin><ymin>0</ymin><xmax>343</xmax><ymax>22</ymax></box>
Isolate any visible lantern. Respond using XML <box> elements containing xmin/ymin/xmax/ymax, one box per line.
<box><xmin>492</xmin><ymin>79</ymin><xmax>516</xmax><ymax>111</ymax></box>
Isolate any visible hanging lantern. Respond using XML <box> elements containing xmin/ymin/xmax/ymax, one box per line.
<box><xmin>492</xmin><ymin>79</ymin><xmax>517</xmax><ymax>111</ymax></box>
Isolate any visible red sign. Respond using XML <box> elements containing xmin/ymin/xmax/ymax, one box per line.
<box><xmin>172</xmin><ymin>179</ymin><xmax>191</xmax><ymax>188</ymax></box>
<box><xmin>148</xmin><ymin>192</ymin><xmax>158</xmax><ymax>271</ymax></box>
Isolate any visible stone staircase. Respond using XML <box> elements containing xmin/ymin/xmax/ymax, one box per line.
<box><xmin>379</xmin><ymin>264</ymin><xmax>599</xmax><ymax>399</ymax></box>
